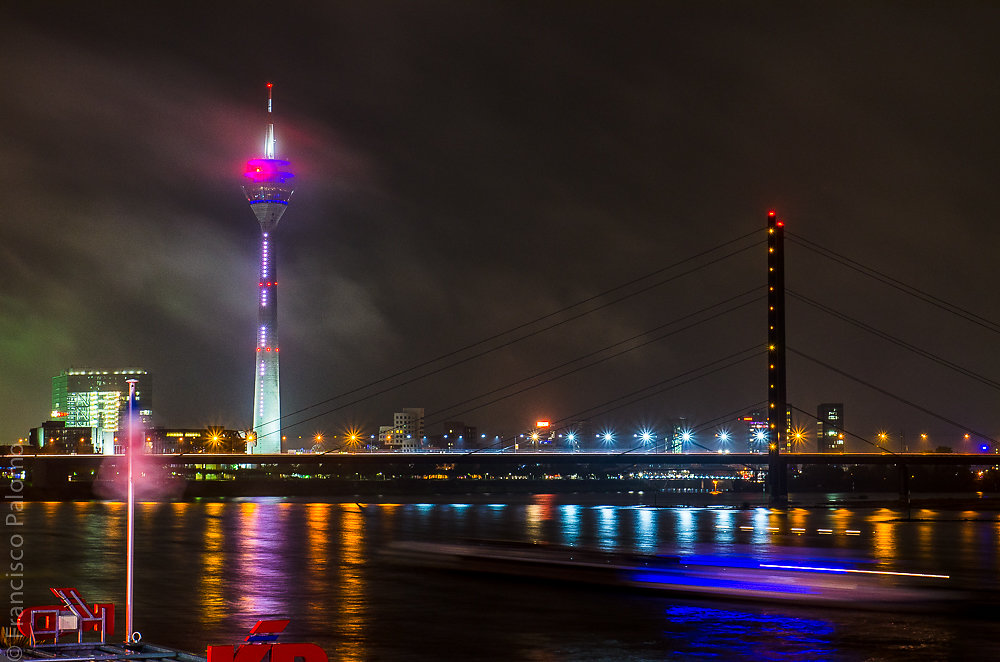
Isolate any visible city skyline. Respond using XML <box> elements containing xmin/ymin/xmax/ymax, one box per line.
<box><xmin>3</xmin><ymin>4</ymin><xmax>1000</xmax><ymax>449</ymax></box>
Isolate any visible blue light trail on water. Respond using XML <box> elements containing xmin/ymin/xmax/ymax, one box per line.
<box><xmin>663</xmin><ymin>605</ymin><xmax>837</xmax><ymax>661</ymax></box>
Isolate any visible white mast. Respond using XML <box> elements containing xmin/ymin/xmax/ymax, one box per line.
<box><xmin>125</xmin><ymin>378</ymin><xmax>138</xmax><ymax>643</ymax></box>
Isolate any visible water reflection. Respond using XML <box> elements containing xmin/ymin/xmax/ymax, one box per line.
<box><xmin>751</xmin><ymin>508</ymin><xmax>772</xmax><ymax>544</ymax></box>
<box><xmin>634</xmin><ymin>507</ymin><xmax>657</xmax><ymax>553</ymax></box>
<box><xmin>662</xmin><ymin>605</ymin><xmax>835</xmax><ymax>660</ymax></box>
<box><xmin>787</xmin><ymin>508</ymin><xmax>809</xmax><ymax>540</ymax></box>
<box><xmin>305</xmin><ymin>502</ymin><xmax>330</xmax><ymax>590</ymax></box>
<box><xmin>76</xmin><ymin>502</ymin><xmax>115</xmax><ymax>584</ymax></box>
<box><xmin>17</xmin><ymin>500</ymin><xmax>1000</xmax><ymax>660</ymax></box>
<box><xmin>525</xmin><ymin>494</ymin><xmax>555</xmax><ymax>540</ymax></box>
<box><xmin>712</xmin><ymin>509</ymin><xmax>736</xmax><ymax>545</ymax></box>
<box><xmin>199</xmin><ymin>502</ymin><xmax>225</xmax><ymax>624</ymax></box>
<box><xmin>671</xmin><ymin>508</ymin><xmax>696</xmax><ymax>551</ymax></box>
<box><xmin>595</xmin><ymin>506</ymin><xmax>617</xmax><ymax>550</ymax></box>
<box><xmin>872</xmin><ymin>509</ymin><xmax>897</xmax><ymax>562</ymax></box>
<box><xmin>333</xmin><ymin>504</ymin><xmax>366</xmax><ymax>662</ymax></box>
<box><xmin>234</xmin><ymin>500</ymin><xmax>290</xmax><ymax>617</ymax></box>
<box><xmin>558</xmin><ymin>505</ymin><xmax>581</xmax><ymax>547</ymax></box>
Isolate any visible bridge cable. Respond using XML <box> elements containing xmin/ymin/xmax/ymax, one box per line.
<box><xmin>789</xmin><ymin>289</ymin><xmax>1000</xmax><ymax>392</ymax></box>
<box><xmin>460</xmin><ymin>347</ymin><xmax>764</xmax><ymax>455</ymax></box>
<box><xmin>787</xmin><ymin>232</ymin><xmax>1000</xmax><ymax>335</ymax></box>
<box><xmin>275</xmin><ymin>231</ymin><xmax>763</xmax><ymax>430</ymax></box>
<box><xmin>423</xmin><ymin>291</ymin><xmax>763</xmax><ymax>425</ymax></box>
<box><xmin>788</xmin><ymin>346</ymin><xmax>999</xmax><ymax>448</ymax></box>
<box><xmin>284</xmin><ymin>289</ymin><xmax>761</xmax><ymax>433</ymax></box>
<box><xmin>314</xmin><ymin>348</ymin><xmax>763</xmax><ymax>457</ymax></box>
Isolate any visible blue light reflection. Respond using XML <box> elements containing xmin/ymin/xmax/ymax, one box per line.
<box><xmin>663</xmin><ymin>605</ymin><xmax>836</xmax><ymax>661</ymax></box>
<box><xmin>559</xmin><ymin>504</ymin><xmax>581</xmax><ymax>547</ymax></box>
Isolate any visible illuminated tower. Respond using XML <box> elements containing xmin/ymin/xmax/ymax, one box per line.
<box><xmin>244</xmin><ymin>83</ymin><xmax>294</xmax><ymax>454</ymax></box>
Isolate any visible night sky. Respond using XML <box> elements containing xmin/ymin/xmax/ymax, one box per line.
<box><xmin>3</xmin><ymin>2</ymin><xmax>999</xmax><ymax>452</ymax></box>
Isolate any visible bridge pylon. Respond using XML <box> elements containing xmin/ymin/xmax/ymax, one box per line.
<box><xmin>767</xmin><ymin>210</ymin><xmax>789</xmax><ymax>504</ymax></box>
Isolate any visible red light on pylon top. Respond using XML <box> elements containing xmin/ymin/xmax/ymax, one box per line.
<box><xmin>776</xmin><ymin>220</ymin><xmax>784</xmax><ymax>227</ymax></box>
<box><xmin>768</xmin><ymin>210</ymin><xmax>776</xmax><ymax>217</ymax></box>
<box><xmin>266</xmin><ymin>82</ymin><xmax>273</xmax><ymax>88</ymax></box>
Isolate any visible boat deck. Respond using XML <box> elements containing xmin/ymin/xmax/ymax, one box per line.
<box><xmin>5</xmin><ymin>643</ymin><xmax>205</xmax><ymax>662</ymax></box>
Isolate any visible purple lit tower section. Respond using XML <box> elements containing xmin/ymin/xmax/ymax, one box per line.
<box><xmin>243</xmin><ymin>83</ymin><xmax>294</xmax><ymax>454</ymax></box>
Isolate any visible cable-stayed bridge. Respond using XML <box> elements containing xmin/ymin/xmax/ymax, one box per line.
<box><xmin>229</xmin><ymin>210</ymin><xmax>999</xmax><ymax>501</ymax></box>
<box><xmin>11</xmin><ymin>214</ymin><xmax>996</xmax><ymax>501</ymax></box>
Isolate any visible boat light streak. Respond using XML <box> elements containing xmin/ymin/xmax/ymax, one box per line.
<box><xmin>760</xmin><ymin>564</ymin><xmax>949</xmax><ymax>579</ymax></box>
<box><xmin>629</xmin><ymin>571</ymin><xmax>816</xmax><ymax>594</ymax></box>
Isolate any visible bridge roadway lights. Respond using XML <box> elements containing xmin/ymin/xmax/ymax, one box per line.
<box><xmin>8</xmin><ymin>452</ymin><xmax>994</xmax><ymax>496</ymax></box>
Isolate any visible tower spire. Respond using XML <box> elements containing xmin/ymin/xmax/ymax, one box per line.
<box><xmin>265</xmin><ymin>82</ymin><xmax>275</xmax><ymax>160</ymax></box>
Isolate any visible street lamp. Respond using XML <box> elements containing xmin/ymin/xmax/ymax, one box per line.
<box><xmin>637</xmin><ymin>427</ymin><xmax>654</xmax><ymax>451</ymax></box>
<box><xmin>600</xmin><ymin>429</ymin><xmax>615</xmax><ymax>447</ymax></box>
<box><xmin>679</xmin><ymin>429</ymin><xmax>692</xmax><ymax>452</ymax></box>
<box><xmin>715</xmin><ymin>429</ymin><xmax>732</xmax><ymax>455</ymax></box>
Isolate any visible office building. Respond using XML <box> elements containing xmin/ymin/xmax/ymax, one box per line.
<box><xmin>50</xmin><ymin>368</ymin><xmax>151</xmax><ymax>454</ymax></box>
<box><xmin>817</xmin><ymin>403</ymin><xmax>845</xmax><ymax>452</ymax></box>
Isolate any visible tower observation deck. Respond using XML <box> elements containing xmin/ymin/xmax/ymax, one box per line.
<box><xmin>243</xmin><ymin>83</ymin><xmax>294</xmax><ymax>454</ymax></box>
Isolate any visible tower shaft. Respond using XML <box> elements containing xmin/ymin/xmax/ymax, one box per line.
<box><xmin>252</xmin><ymin>231</ymin><xmax>281</xmax><ymax>452</ymax></box>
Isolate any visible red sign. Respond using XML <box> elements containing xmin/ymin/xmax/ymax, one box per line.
<box><xmin>209</xmin><ymin>620</ymin><xmax>328</xmax><ymax>662</ymax></box>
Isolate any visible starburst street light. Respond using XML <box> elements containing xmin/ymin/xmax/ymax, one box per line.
<box><xmin>791</xmin><ymin>426</ymin><xmax>807</xmax><ymax>450</ymax></box>
<box><xmin>343</xmin><ymin>426</ymin><xmax>364</xmax><ymax>450</ymax></box>
<box><xmin>206</xmin><ymin>427</ymin><xmax>225</xmax><ymax>452</ymax></box>
<box><xmin>755</xmin><ymin>429</ymin><xmax>768</xmax><ymax>452</ymax></box>
<box><xmin>877</xmin><ymin>430</ymin><xmax>889</xmax><ymax>450</ymax></box>
<box><xmin>566</xmin><ymin>431</ymin><xmax>578</xmax><ymax>451</ymax></box>
<box><xmin>633</xmin><ymin>427</ymin><xmax>657</xmax><ymax>453</ymax></box>
<box><xmin>599</xmin><ymin>429</ymin><xmax>615</xmax><ymax>447</ymax></box>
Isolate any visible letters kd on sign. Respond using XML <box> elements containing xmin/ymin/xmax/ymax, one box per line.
<box><xmin>208</xmin><ymin>620</ymin><xmax>328</xmax><ymax>662</ymax></box>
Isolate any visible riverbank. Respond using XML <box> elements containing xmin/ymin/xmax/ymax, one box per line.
<box><xmin>11</xmin><ymin>478</ymin><xmax>1000</xmax><ymax>509</ymax></box>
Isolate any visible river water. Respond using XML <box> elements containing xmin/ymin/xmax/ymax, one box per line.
<box><xmin>9</xmin><ymin>495</ymin><xmax>1000</xmax><ymax>661</ymax></box>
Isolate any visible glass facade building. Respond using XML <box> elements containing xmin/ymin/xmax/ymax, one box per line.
<box><xmin>51</xmin><ymin>369</ymin><xmax>152</xmax><ymax>433</ymax></box>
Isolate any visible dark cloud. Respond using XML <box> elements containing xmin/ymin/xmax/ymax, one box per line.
<box><xmin>2</xmin><ymin>2</ymin><xmax>1000</xmax><ymax>451</ymax></box>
